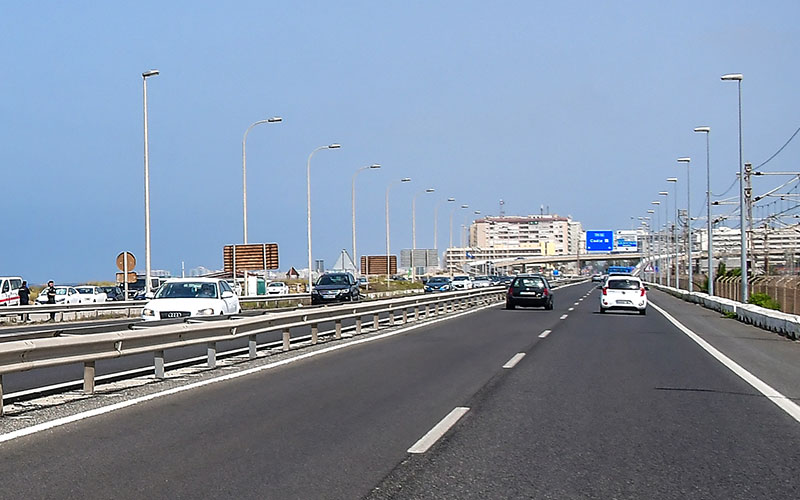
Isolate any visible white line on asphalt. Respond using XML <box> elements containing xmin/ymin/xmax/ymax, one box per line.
<box><xmin>0</xmin><ymin>299</ymin><xmax>501</xmax><ymax>444</ymax></box>
<box><xmin>560</xmin><ymin>314</ymin><xmax>568</xmax><ymax>320</ymax></box>
<box><xmin>408</xmin><ymin>407</ymin><xmax>470</xmax><ymax>454</ymax></box>
<box><xmin>650</xmin><ymin>301</ymin><xmax>800</xmax><ymax>424</ymax></box>
<box><xmin>568</xmin><ymin>307</ymin><xmax>574</xmax><ymax>311</ymax></box>
<box><xmin>539</xmin><ymin>330</ymin><xmax>551</xmax><ymax>338</ymax></box>
<box><xmin>503</xmin><ymin>353</ymin><xmax>526</xmax><ymax>369</ymax></box>
<box><xmin>573</xmin><ymin>302</ymin><xmax>579</xmax><ymax>306</ymax></box>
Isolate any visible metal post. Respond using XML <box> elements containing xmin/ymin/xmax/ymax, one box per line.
<box><xmin>242</xmin><ymin>117</ymin><xmax>282</xmax><ymax>245</ymax></box>
<box><xmin>307</xmin><ymin>144</ymin><xmax>340</xmax><ymax>296</ymax></box>
<box><xmin>282</xmin><ymin>328</ymin><xmax>291</xmax><ymax>351</ymax></box>
<box><xmin>356</xmin><ymin>316</ymin><xmax>362</xmax><ymax>334</ymax></box>
<box><xmin>249</xmin><ymin>335</ymin><xmax>257</xmax><ymax>359</ymax></box>
<box><xmin>154</xmin><ymin>350</ymin><xmax>165</xmax><ymax>379</ymax></box>
<box><xmin>311</xmin><ymin>323</ymin><xmax>318</xmax><ymax>344</ymax></box>
<box><xmin>83</xmin><ymin>361</ymin><xmax>96</xmax><ymax>394</ymax></box>
<box><xmin>373</xmin><ymin>313</ymin><xmax>379</xmax><ymax>330</ymax></box>
<box><xmin>335</xmin><ymin>319</ymin><xmax>342</xmax><ymax>339</ymax></box>
<box><xmin>207</xmin><ymin>342</ymin><xmax>217</xmax><ymax>368</ymax></box>
<box><xmin>142</xmin><ymin>70</ymin><xmax>158</xmax><ymax>296</ymax></box>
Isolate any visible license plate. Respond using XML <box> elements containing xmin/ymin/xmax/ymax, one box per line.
<box><xmin>520</xmin><ymin>291</ymin><xmax>539</xmax><ymax>296</ymax></box>
<box><xmin>617</xmin><ymin>300</ymin><xmax>632</xmax><ymax>305</ymax></box>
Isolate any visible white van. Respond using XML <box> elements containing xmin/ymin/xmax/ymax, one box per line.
<box><xmin>0</xmin><ymin>277</ymin><xmax>23</xmax><ymax>307</ymax></box>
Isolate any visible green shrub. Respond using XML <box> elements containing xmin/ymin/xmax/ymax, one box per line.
<box><xmin>748</xmin><ymin>292</ymin><xmax>781</xmax><ymax>311</ymax></box>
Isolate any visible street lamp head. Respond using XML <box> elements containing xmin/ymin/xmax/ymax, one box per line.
<box><xmin>721</xmin><ymin>73</ymin><xmax>743</xmax><ymax>81</ymax></box>
<box><xmin>460</xmin><ymin>204</ymin><xmax>469</xmax><ymax>209</ymax></box>
<box><xmin>425</xmin><ymin>188</ymin><xmax>435</xmax><ymax>193</ymax></box>
<box><xmin>369</xmin><ymin>164</ymin><xmax>381</xmax><ymax>169</ymax></box>
<box><xmin>677</xmin><ymin>157</ymin><xmax>691</xmax><ymax>163</ymax></box>
<box><xmin>647</xmin><ymin>210</ymin><xmax>655</xmax><ymax>214</ymax></box>
<box><xmin>447</xmin><ymin>197</ymin><xmax>455</xmax><ymax>202</ymax></box>
<box><xmin>694</xmin><ymin>126</ymin><xmax>710</xmax><ymax>133</ymax></box>
<box><xmin>401</xmin><ymin>177</ymin><xmax>411</xmax><ymax>182</ymax></box>
<box><xmin>659</xmin><ymin>191</ymin><xmax>669</xmax><ymax>196</ymax></box>
<box><xmin>142</xmin><ymin>69</ymin><xmax>159</xmax><ymax>78</ymax></box>
<box><xmin>667</xmin><ymin>177</ymin><xmax>678</xmax><ymax>183</ymax></box>
<box><xmin>328</xmin><ymin>144</ymin><xmax>341</xmax><ymax>149</ymax></box>
<box><xmin>474</xmin><ymin>210</ymin><xmax>481</xmax><ymax>214</ymax></box>
<box><xmin>268</xmin><ymin>117</ymin><xmax>283</xmax><ymax>123</ymax></box>
<box><xmin>651</xmin><ymin>201</ymin><xmax>660</xmax><ymax>205</ymax></box>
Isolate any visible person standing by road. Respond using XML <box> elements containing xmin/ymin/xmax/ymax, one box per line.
<box><xmin>46</xmin><ymin>280</ymin><xmax>57</xmax><ymax>321</ymax></box>
<box><xmin>18</xmin><ymin>280</ymin><xmax>31</xmax><ymax>322</ymax></box>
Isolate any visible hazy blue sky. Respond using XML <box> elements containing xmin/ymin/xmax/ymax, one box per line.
<box><xmin>2</xmin><ymin>1</ymin><xmax>799</xmax><ymax>283</ymax></box>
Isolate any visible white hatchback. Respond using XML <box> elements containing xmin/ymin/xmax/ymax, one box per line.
<box><xmin>599</xmin><ymin>276</ymin><xmax>648</xmax><ymax>315</ymax></box>
<box><xmin>142</xmin><ymin>278</ymin><xmax>241</xmax><ymax>321</ymax></box>
<box><xmin>75</xmin><ymin>286</ymin><xmax>108</xmax><ymax>303</ymax></box>
<box><xmin>451</xmin><ymin>276</ymin><xmax>473</xmax><ymax>290</ymax></box>
<box><xmin>266</xmin><ymin>281</ymin><xmax>290</xmax><ymax>295</ymax></box>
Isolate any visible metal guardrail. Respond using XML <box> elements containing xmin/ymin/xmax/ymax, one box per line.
<box><xmin>0</xmin><ymin>288</ymin><xmax>506</xmax><ymax>415</ymax></box>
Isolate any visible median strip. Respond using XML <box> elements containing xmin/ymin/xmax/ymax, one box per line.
<box><xmin>407</xmin><ymin>407</ymin><xmax>470</xmax><ymax>454</ymax></box>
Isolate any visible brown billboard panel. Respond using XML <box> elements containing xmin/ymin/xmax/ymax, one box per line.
<box><xmin>116</xmin><ymin>272</ymin><xmax>137</xmax><ymax>284</ymax></box>
<box><xmin>361</xmin><ymin>255</ymin><xmax>396</xmax><ymax>275</ymax></box>
<box><xmin>223</xmin><ymin>243</ymin><xmax>279</xmax><ymax>273</ymax></box>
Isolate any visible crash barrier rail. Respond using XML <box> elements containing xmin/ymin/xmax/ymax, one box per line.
<box><xmin>646</xmin><ymin>282</ymin><xmax>800</xmax><ymax>341</ymax></box>
<box><xmin>0</xmin><ymin>287</ymin><xmax>506</xmax><ymax>415</ymax></box>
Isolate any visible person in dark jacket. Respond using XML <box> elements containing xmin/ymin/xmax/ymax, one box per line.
<box><xmin>18</xmin><ymin>280</ymin><xmax>30</xmax><ymax>322</ymax></box>
<box><xmin>46</xmin><ymin>280</ymin><xmax>57</xmax><ymax>321</ymax></box>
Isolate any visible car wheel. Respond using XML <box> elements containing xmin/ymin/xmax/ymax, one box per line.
<box><xmin>545</xmin><ymin>299</ymin><xmax>553</xmax><ymax>310</ymax></box>
<box><xmin>599</xmin><ymin>306</ymin><xmax>605</xmax><ymax>314</ymax></box>
<box><xmin>639</xmin><ymin>308</ymin><xmax>647</xmax><ymax>315</ymax></box>
<box><xmin>506</xmin><ymin>301</ymin><xmax>515</xmax><ymax>310</ymax></box>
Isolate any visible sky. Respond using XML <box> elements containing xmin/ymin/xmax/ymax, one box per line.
<box><xmin>2</xmin><ymin>1</ymin><xmax>799</xmax><ymax>284</ymax></box>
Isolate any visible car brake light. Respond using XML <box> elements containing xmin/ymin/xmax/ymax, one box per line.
<box><xmin>640</xmin><ymin>287</ymin><xmax>646</xmax><ymax>296</ymax></box>
<box><xmin>602</xmin><ymin>287</ymin><xmax>607</xmax><ymax>295</ymax></box>
<box><xmin>507</xmin><ymin>286</ymin><xmax>513</xmax><ymax>295</ymax></box>
<box><xmin>543</xmin><ymin>288</ymin><xmax>549</xmax><ymax>296</ymax></box>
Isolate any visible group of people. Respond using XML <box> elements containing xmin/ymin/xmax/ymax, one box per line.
<box><xmin>15</xmin><ymin>280</ymin><xmax>58</xmax><ymax>322</ymax></box>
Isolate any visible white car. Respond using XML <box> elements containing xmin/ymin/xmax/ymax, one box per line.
<box><xmin>36</xmin><ymin>286</ymin><xmax>82</xmax><ymax>305</ymax></box>
<box><xmin>472</xmin><ymin>276</ymin><xmax>492</xmax><ymax>288</ymax></box>
<box><xmin>451</xmin><ymin>276</ymin><xmax>473</xmax><ymax>290</ymax></box>
<box><xmin>74</xmin><ymin>286</ymin><xmax>108</xmax><ymax>303</ymax></box>
<box><xmin>599</xmin><ymin>276</ymin><xmax>648</xmax><ymax>315</ymax></box>
<box><xmin>0</xmin><ymin>277</ymin><xmax>23</xmax><ymax>307</ymax></box>
<box><xmin>266</xmin><ymin>281</ymin><xmax>290</xmax><ymax>296</ymax></box>
<box><xmin>142</xmin><ymin>278</ymin><xmax>241</xmax><ymax>321</ymax></box>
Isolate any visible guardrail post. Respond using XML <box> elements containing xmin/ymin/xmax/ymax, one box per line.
<box><xmin>414</xmin><ymin>306</ymin><xmax>420</xmax><ymax>321</ymax></box>
<box><xmin>311</xmin><ymin>324</ymin><xmax>318</xmax><ymax>344</ymax></box>
<box><xmin>402</xmin><ymin>308</ymin><xmax>408</xmax><ymax>324</ymax></box>
<box><xmin>0</xmin><ymin>375</ymin><xmax>4</xmax><ymax>416</ymax></box>
<box><xmin>282</xmin><ymin>328</ymin><xmax>291</xmax><ymax>351</ymax></box>
<box><xmin>154</xmin><ymin>350</ymin><xmax>165</xmax><ymax>379</ymax></box>
<box><xmin>389</xmin><ymin>309</ymin><xmax>395</xmax><ymax>326</ymax></box>
<box><xmin>356</xmin><ymin>316</ymin><xmax>362</xmax><ymax>335</ymax></box>
<box><xmin>83</xmin><ymin>361</ymin><xmax>95</xmax><ymax>394</ymax></box>
<box><xmin>207</xmin><ymin>342</ymin><xmax>217</xmax><ymax>368</ymax></box>
<box><xmin>335</xmin><ymin>319</ymin><xmax>342</xmax><ymax>339</ymax></box>
<box><xmin>373</xmin><ymin>314</ymin><xmax>380</xmax><ymax>331</ymax></box>
<box><xmin>248</xmin><ymin>335</ymin><xmax>257</xmax><ymax>359</ymax></box>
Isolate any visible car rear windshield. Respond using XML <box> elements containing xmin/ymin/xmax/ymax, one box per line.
<box><xmin>514</xmin><ymin>277</ymin><xmax>545</xmax><ymax>289</ymax></box>
<box><xmin>607</xmin><ymin>279</ymin><xmax>641</xmax><ymax>290</ymax></box>
<box><xmin>317</xmin><ymin>275</ymin><xmax>349</xmax><ymax>286</ymax></box>
<box><xmin>155</xmin><ymin>282</ymin><xmax>218</xmax><ymax>299</ymax></box>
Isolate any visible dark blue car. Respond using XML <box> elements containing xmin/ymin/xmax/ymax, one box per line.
<box><xmin>424</xmin><ymin>276</ymin><xmax>452</xmax><ymax>293</ymax></box>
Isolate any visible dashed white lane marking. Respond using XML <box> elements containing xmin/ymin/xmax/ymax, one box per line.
<box><xmin>568</xmin><ymin>307</ymin><xmax>574</xmax><ymax>311</ymax></box>
<box><xmin>539</xmin><ymin>329</ymin><xmax>551</xmax><ymax>338</ymax></box>
<box><xmin>650</xmin><ymin>301</ymin><xmax>800</xmax><ymax>424</ymax></box>
<box><xmin>503</xmin><ymin>353</ymin><xmax>526</xmax><ymax>369</ymax></box>
<box><xmin>408</xmin><ymin>407</ymin><xmax>470</xmax><ymax>454</ymax></box>
<box><xmin>573</xmin><ymin>302</ymin><xmax>579</xmax><ymax>306</ymax></box>
<box><xmin>560</xmin><ymin>314</ymin><xmax>568</xmax><ymax>320</ymax></box>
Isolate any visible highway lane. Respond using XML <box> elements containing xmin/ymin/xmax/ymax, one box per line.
<box><xmin>1</xmin><ymin>282</ymin><xmax>798</xmax><ymax>499</ymax></box>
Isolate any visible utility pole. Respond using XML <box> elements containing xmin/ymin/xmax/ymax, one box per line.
<box><xmin>744</xmin><ymin>162</ymin><xmax>754</xmax><ymax>274</ymax></box>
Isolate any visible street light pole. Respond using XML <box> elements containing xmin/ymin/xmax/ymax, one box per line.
<box><xmin>694</xmin><ymin>126</ymin><xmax>713</xmax><ymax>295</ymax></box>
<box><xmin>651</xmin><ymin>201</ymin><xmax>661</xmax><ymax>283</ymax></box>
<box><xmin>306</xmin><ymin>144</ymin><xmax>341</xmax><ymax>294</ymax></box>
<box><xmin>721</xmin><ymin>73</ymin><xmax>747</xmax><ymax>302</ymax></box>
<box><xmin>242</xmin><ymin>117</ymin><xmax>282</xmax><ymax>244</ymax></box>
<box><xmin>351</xmin><ymin>164</ymin><xmax>381</xmax><ymax>275</ymax></box>
<box><xmin>667</xmin><ymin>177</ymin><xmax>679</xmax><ymax>288</ymax></box>
<box><xmin>434</xmin><ymin>197</ymin><xmax>455</xmax><ymax>268</ymax></box>
<box><xmin>386</xmin><ymin>178</ymin><xmax>412</xmax><ymax>287</ymax></box>
<box><xmin>411</xmin><ymin>188</ymin><xmax>435</xmax><ymax>281</ymax></box>
<box><xmin>142</xmin><ymin>69</ymin><xmax>159</xmax><ymax>295</ymax></box>
<box><xmin>647</xmin><ymin>210</ymin><xmax>655</xmax><ymax>281</ymax></box>
<box><xmin>678</xmin><ymin>157</ymin><xmax>692</xmax><ymax>292</ymax></box>
<box><xmin>449</xmin><ymin>204</ymin><xmax>468</xmax><ymax>276</ymax></box>
<box><xmin>659</xmin><ymin>191</ymin><xmax>669</xmax><ymax>286</ymax></box>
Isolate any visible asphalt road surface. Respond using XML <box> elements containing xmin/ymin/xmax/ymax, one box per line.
<box><xmin>1</xmin><ymin>282</ymin><xmax>798</xmax><ymax>499</ymax></box>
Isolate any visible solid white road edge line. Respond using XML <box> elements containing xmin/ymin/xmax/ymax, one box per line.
<box><xmin>539</xmin><ymin>330</ymin><xmax>551</xmax><ymax>338</ymax></box>
<box><xmin>407</xmin><ymin>407</ymin><xmax>470</xmax><ymax>454</ymax></box>
<box><xmin>0</xmin><ymin>300</ymin><xmax>502</xmax><ymax>444</ymax></box>
<box><xmin>502</xmin><ymin>353</ymin><xmax>526</xmax><ymax>369</ymax></box>
<box><xmin>650</xmin><ymin>301</ymin><xmax>800</xmax><ymax>424</ymax></box>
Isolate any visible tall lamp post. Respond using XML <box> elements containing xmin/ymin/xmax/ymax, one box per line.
<box><xmin>721</xmin><ymin>73</ymin><xmax>747</xmax><ymax>302</ymax></box>
<box><xmin>142</xmin><ymin>69</ymin><xmax>159</xmax><ymax>295</ymax></box>
<box><xmin>411</xmin><ymin>188</ymin><xmax>435</xmax><ymax>281</ymax></box>
<box><xmin>306</xmin><ymin>144</ymin><xmax>341</xmax><ymax>293</ymax></box>
<box><xmin>434</xmin><ymin>197</ymin><xmax>455</xmax><ymax>268</ymax></box>
<box><xmin>678</xmin><ymin>157</ymin><xmax>692</xmax><ymax>292</ymax></box>
<box><xmin>449</xmin><ymin>204</ymin><xmax>469</xmax><ymax>276</ymax></box>
<box><xmin>651</xmin><ymin>201</ymin><xmax>661</xmax><ymax>283</ymax></box>
<box><xmin>659</xmin><ymin>191</ymin><xmax>669</xmax><ymax>285</ymax></box>
<box><xmin>464</xmin><ymin>210</ymin><xmax>480</xmax><ymax>247</ymax></box>
<box><xmin>647</xmin><ymin>210</ymin><xmax>655</xmax><ymax>280</ymax></box>
<box><xmin>667</xmin><ymin>177</ymin><xmax>679</xmax><ymax>288</ymax></box>
<box><xmin>386</xmin><ymin>178</ymin><xmax>412</xmax><ymax>287</ymax></box>
<box><xmin>242</xmin><ymin>116</ymin><xmax>282</xmax><ymax>244</ymax></box>
<box><xmin>352</xmin><ymin>164</ymin><xmax>381</xmax><ymax>274</ymax></box>
<box><xmin>694</xmin><ymin>126</ymin><xmax>713</xmax><ymax>295</ymax></box>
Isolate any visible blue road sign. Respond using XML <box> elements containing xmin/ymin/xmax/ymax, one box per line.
<box><xmin>586</xmin><ymin>230</ymin><xmax>613</xmax><ymax>252</ymax></box>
